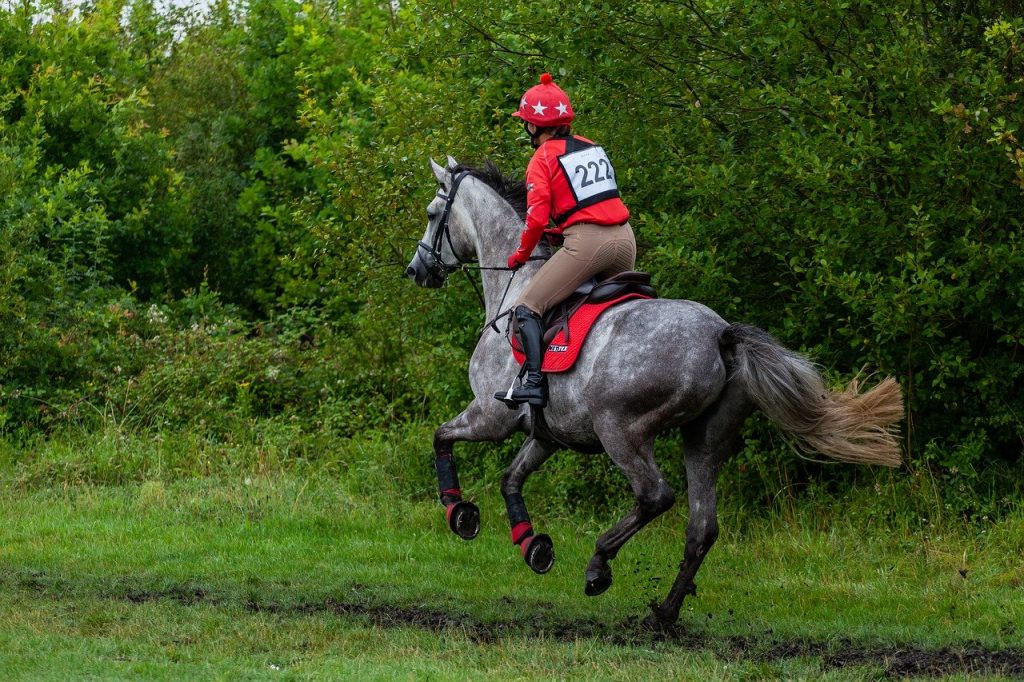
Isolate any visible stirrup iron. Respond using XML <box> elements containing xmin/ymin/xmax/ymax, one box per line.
<box><xmin>495</xmin><ymin>377</ymin><xmax>520</xmax><ymax>409</ymax></box>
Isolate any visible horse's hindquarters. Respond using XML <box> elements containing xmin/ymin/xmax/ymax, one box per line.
<box><xmin>543</xmin><ymin>299</ymin><xmax>731</xmax><ymax>441</ymax></box>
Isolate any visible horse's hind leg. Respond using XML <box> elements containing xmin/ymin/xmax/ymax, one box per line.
<box><xmin>434</xmin><ymin>399</ymin><xmax>518</xmax><ymax>540</ymax></box>
<box><xmin>585</xmin><ymin>430</ymin><xmax>676</xmax><ymax>597</ymax></box>
<box><xmin>501</xmin><ymin>437</ymin><xmax>559</xmax><ymax>573</ymax></box>
<box><xmin>647</xmin><ymin>383</ymin><xmax>752</xmax><ymax>628</ymax></box>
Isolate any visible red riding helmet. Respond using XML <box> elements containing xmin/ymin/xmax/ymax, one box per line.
<box><xmin>512</xmin><ymin>73</ymin><xmax>575</xmax><ymax>127</ymax></box>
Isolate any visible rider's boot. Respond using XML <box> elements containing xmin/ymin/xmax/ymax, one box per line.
<box><xmin>495</xmin><ymin>305</ymin><xmax>548</xmax><ymax>408</ymax></box>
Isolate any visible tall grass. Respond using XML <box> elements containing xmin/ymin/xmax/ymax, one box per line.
<box><xmin>3</xmin><ymin>417</ymin><xmax>1018</xmax><ymax>540</ymax></box>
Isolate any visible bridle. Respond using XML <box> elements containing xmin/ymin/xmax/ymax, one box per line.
<box><xmin>416</xmin><ymin>170</ymin><xmax>499</xmax><ymax>311</ymax></box>
<box><xmin>417</xmin><ymin>171</ymin><xmax>472</xmax><ymax>280</ymax></box>
<box><xmin>416</xmin><ymin>169</ymin><xmax>546</xmax><ymax>329</ymax></box>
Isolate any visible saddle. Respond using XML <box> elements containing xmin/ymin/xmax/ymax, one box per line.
<box><xmin>536</xmin><ymin>271</ymin><xmax>657</xmax><ymax>347</ymax></box>
<box><xmin>509</xmin><ymin>271</ymin><xmax>657</xmax><ymax>373</ymax></box>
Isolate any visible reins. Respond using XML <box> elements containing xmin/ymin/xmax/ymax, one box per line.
<box><xmin>417</xmin><ymin>170</ymin><xmax>546</xmax><ymax>327</ymax></box>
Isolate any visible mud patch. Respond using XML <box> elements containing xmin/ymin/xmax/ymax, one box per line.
<box><xmin>121</xmin><ymin>584</ymin><xmax>213</xmax><ymax>606</ymax></box>
<box><xmin>243</xmin><ymin>596</ymin><xmax>1024</xmax><ymax>678</ymax></box>
<box><xmin>6</xmin><ymin>572</ymin><xmax>1022</xmax><ymax>678</ymax></box>
<box><xmin>824</xmin><ymin>646</ymin><xmax>1024</xmax><ymax>678</ymax></box>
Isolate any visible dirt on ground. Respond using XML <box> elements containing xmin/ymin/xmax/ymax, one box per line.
<box><xmin>242</xmin><ymin>593</ymin><xmax>1024</xmax><ymax>679</ymax></box>
<box><xmin>14</xmin><ymin>571</ymin><xmax>1024</xmax><ymax>679</ymax></box>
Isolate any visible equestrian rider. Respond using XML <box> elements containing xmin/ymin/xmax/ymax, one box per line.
<box><xmin>495</xmin><ymin>73</ymin><xmax>636</xmax><ymax>408</ymax></box>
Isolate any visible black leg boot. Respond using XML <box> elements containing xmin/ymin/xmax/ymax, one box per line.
<box><xmin>495</xmin><ymin>305</ymin><xmax>548</xmax><ymax>408</ymax></box>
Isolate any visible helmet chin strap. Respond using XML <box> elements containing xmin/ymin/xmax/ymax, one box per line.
<box><xmin>524</xmin><ymin>121</ymin><xmax>544</xmax><ymax>148</ymax></box>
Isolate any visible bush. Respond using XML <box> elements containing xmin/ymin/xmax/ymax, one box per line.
<box><xmin>3</xmin><ymin>0</ymin><xmax>1022</xmax><ymax>518</ymax></box>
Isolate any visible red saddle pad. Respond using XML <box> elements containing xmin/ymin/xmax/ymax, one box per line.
<box><xmin>511</xmin><ymin>293</ymin><xmax>652</xmax><ymax>373</ymax></box>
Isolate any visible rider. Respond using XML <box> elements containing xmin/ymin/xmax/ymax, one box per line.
<box><xmin>496</xmin><ymin>73</ymin><xmax>636</xmax><ymax>408</ymax></box>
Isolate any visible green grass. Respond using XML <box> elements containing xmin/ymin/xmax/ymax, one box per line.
<box><xmin>1</xmin><ymin>427</ymin><xmax>1022</xmax><ymax>679</ymax></box>
<box><xmin>1</xmin><ymin>462</ymin><xmax>1022</xmax><ymax>680</ymax></box>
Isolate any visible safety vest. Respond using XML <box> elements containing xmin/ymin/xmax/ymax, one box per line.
<box><xmin>526</xmin><ymin>135</ymin><xmax>630</xmax><ymax>232</ymax></box>
<box><xmin>513</xmin><ymin>135</ymin><xmax>630</xmax><ymax>263</ymax></box>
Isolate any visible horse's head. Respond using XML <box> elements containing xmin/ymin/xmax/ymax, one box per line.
<box><xmin>406</xmin><ymin>156</ymin><xmax>475</xmax><ymax>288</ymax></box>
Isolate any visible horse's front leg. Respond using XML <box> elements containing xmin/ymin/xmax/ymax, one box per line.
<box><xmin>434</xmin><ymin>399</ymin><xmax>519</xmax><ymax>539</ymax></box>
<box><xmin>500</xmin><ymin>437</ymin><xmax>559</xmax><ymax>573</ymax></box>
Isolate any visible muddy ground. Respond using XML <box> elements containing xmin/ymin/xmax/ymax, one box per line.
<box><xmin>99</xmin><ymin>580</ymin><xmax>1024</xmax><ymax>679</ymax></box>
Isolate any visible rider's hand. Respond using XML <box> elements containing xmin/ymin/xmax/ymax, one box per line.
<box><xmin>507</xmin><ymin>253</ymin><xmax>528</xmax><ymax>270</ymax></box>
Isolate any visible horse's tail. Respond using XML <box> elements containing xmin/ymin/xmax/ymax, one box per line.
<box><xmin>720</xmin><ymin>323</ymin><xmax>904</xmax><ymax>467</ymax></box>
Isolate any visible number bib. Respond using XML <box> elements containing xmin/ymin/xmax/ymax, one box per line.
<box><xmin>557</xmin><ymin>145</ymin><xmax>619</xmax><ymax>204</ymax></box>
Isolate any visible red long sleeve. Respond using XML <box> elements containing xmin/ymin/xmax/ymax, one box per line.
<box><xmin>510</xmin><ymin>135</ymin><xmax>629</xmax><ymax>264</ymax></box>
<box><xmin>513</xmin><ymin>147</ymin><xmax>552</xmax><ymax>261</ymax></box>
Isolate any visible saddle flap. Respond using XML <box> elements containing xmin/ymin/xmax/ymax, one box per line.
<box><xmin>511</xmin><ymin>272</ymin><xmax>658</xmax><ymax>358</ymax></box>
<box><xmin>511</xmin><ymin>291</ymin><xmax>655</xmax><ymax>373</ymax></box>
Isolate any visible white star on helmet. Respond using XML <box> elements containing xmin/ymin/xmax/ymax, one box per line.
<box><xmin>531</xmin><ymin>101</ymin><xmax>547</xmax><ymax>116</ymax></box>
<box><xmin>556</xmin><ymin>102</ymin><xmax>569</xmax><ymax>116</ymax></box>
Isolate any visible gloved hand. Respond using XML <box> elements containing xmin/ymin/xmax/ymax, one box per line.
<box><xmin>507</xmin><ymin>252</ymin><xmax>529</xmax><ymax>270</ymax></box>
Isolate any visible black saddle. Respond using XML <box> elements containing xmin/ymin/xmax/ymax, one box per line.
<box><xmin>534</xmin><ymin>271</ymin><xmax>657</xmax><ymax>347</ymax></box>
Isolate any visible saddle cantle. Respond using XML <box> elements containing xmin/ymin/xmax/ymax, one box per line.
<box><xmin>510</xmin><ymin>271</ymin><xmax>657</xmax><ymax>373</ymax></box>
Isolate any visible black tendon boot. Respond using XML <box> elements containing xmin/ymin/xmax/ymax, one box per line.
<box><xmin>495</xmin><ymin>305</ymin><xmax>549</xmax><ymax>408</ymax></box>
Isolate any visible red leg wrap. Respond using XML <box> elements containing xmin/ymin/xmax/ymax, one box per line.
<box><xmin>511</xmin><ymin>521</ymin><xmax>534</xmax><ymax>546</ymax></box>
<box><xmin>519</xmin><ymin>534</ymin><xmax>535</xmax><ymax>558</ymax></box>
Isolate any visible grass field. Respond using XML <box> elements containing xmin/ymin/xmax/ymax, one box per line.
<box><xmin>2</xmin><ymin>441</ymin><xmax>1023</xmax><ymax>682</ymax></box>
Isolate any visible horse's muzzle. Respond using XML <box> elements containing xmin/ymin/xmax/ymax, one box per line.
<box><xmin>406</xmin><ymin>254</ymin><xmax>445</xmax><ymax>288</ymax></box>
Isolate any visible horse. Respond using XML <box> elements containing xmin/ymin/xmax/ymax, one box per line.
<box><xmin>405</xmin><ymin>157</ymin><xmax>904</xmax><ymax>628</ymax></box>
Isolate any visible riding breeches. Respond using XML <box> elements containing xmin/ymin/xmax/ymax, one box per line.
<box><xmin>516</xmin><ymin>222</ymin><xmax>636</xmax><ymax>316</ymax></box>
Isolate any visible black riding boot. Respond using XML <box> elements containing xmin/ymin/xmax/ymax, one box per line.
<box><xmin>496</xmin><ymin>305</ymin><xmax>548</xmax><ymax>408</ymax></box>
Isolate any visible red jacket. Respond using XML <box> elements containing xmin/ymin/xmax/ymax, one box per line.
<box><xmin>512</xmin><ymin>135</ymin><xmax>630</xmax><ymax>263</ymax></box>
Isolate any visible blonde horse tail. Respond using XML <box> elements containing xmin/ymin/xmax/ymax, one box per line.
<box><xmin>720</xmin><ymin>323</ymin><xmax>904</xmax><ymax>467</ymax></box>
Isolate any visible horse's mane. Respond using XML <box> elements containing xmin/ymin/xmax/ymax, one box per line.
<box><xmin>451</xmin><ymin>161</ymin><xmax>528</xmax><ymax>220</ymax></box>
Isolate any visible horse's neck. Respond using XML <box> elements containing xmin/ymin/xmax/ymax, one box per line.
<box><xmin>461</xmin><ymin>187</ymin><xmax>540</xmax><ymax>322</ymax></box>
<box><xmin>480</xmin><ymin>260</ymin><xmax>539</xmax><ymax>323</ymax></box>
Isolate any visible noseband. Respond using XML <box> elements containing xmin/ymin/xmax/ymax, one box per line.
<box><xmin>415</xmin><ymin>169</ymin><xmax>544</xmax><ymax>323</ymax></box>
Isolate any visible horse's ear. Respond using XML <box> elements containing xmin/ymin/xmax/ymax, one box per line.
<box><xmin>430</xmin><ymin>158</ymin><xmax>447</xmax><ymax>186</ymax></box>
<box><xmin>446</xmin><ymin>154</ymin><xmax>458</xmax><ymax>169</ymax></box>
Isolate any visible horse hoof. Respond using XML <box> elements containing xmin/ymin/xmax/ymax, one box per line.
<box><xmin>641</xmin><ymin>612</ymin><xmax>668</xmax><ymax>631</ymax></box>
<box><xmin>521</xmin><ymin>534</ymin><xmax>554</xmax><ymax>574</ymax></box>
<box><xmin>642</xmin><ymin>605</ymin><xmax>678</xmax><ymax>631</ymax></box>
<box><xmin>584</xmin><ymin>567</ymin><xmax>612</xmax><ymax>596</ymax></box>
<box><xmin>446</xmin><ymin>501</ymin><xmax>480</xmax><ymax>540</ymax></box>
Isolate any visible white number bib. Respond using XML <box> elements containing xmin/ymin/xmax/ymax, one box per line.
<box><xmin>558</xmin><ymin>145</ymin><xmax>618</xmax><ymax>203</ymax></box>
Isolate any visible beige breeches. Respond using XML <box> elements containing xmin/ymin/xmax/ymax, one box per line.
<box><xmin>517</xmin><ymin>222</ymin><xmax>636</xmax><ymax>316</ymax></box>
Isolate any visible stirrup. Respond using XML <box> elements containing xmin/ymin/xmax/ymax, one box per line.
<box><xmin>494</xmin><ymin>377</ymin><xmax>520</xmax><ymax>409</ymax></box>
<box><xmin>512</xmin><ymin>383</ymin><xmax>548</xmax><ymax>407</ymax></box>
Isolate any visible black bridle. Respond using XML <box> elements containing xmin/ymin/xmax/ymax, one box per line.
<box><xmin>416</xmin><ymin>171</ymin><xmax>497</xmax><ymax>310</ymax></box>
<box><xmin>418</xmin><ymin>171</ymin><xmax>472</xmax><ymax>280</ymax></box>
<box><xmin>416</xmin><ymin>169</ymin><xmax>545</xmax><ymax>328</ymax></box>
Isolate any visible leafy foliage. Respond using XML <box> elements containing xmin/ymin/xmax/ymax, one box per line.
<box><xmin>1</xmin><ymin>0</ymin><xmax>1022</xmax><ymax>517</ymax></box>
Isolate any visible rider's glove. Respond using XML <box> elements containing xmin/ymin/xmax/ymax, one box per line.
<box><xmin>507</xmin><ymin>253</ymin><xmax>528</xmax><ymax>270</ymax></box>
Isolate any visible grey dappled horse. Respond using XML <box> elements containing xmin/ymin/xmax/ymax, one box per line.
<box><xmin>406</xmin><ymin>158</ymin><xmax>904</xmax><ymax>628</ymax></box>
